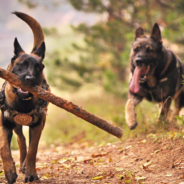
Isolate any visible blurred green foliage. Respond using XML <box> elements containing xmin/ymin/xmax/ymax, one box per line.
<box><xmin>47</xmin><ymin>0</ymin><xmax>184</xmax><ymax>96</ymax></box>
<box><xmin>68</xmin><ymin>0</ymin><xmax>184</xmax><ymax>95</ymax></box>
<box><xmin>18</xmin><ymin>0</ymin><xmax>184</xmax><ymax>95</ymax></box>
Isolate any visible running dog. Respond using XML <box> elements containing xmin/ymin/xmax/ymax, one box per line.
<box><xmin>125</xmin><ymin>23</ymin><xmax>184</xmax><ymax>129</ymax></box>
<box><xmin>0</xmin><ymin>12</ymin><xmax>50</xmax><ymax>183</ymax></box>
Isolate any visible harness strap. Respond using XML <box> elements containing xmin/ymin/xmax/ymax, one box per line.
<box><xmin>141</xmin><ymin>52</ymin><xmax>183</xmax><ymax>98</ymax></box>
<box><xmin>159</xmin><ymin>50</ymin><xmax>172</xmax><ymax>77</ymax></box>
<box><xmin>0</xmin><ymin>79</ymin><xmax>49</xmax><ymax>126</ymax></box>
<box><xmin>159</xmin><ymin>51</ymin><xmax>182</xmax><ymax>84</ymax></box>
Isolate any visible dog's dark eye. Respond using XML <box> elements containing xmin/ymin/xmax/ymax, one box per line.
<box><xmin>36</xmin><ymin>65</ymin><xmax>44</xmax><ymax>71</ymax></box>
<box><xmin>20</xmin><ymin>62</ymin><xmax>27</xmax><ymax>68</ymax></box>
<box><xmin>146</xmin><ymin>47</ymin><xmax>153</xmax><ymax>53</ymax></box>
<box><xmin>36</xmin><ymin>67</ymin><xmax>41</xmax><ymax>71</ymax></box>
<box><xmin>134</xmin><ymin>47</ymin><xmax>139</xmax><ymax>52</ymax></box>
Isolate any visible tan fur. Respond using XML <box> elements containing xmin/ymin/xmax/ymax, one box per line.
<box><xmin>125</xmin><ymin>98</ymin><xmax>137</xmax><ymax>129</ymax></box>
<box><xmin>14</xmin><ymin>12</ymin><xmax>44</xmax><ymax>51</ymax></box>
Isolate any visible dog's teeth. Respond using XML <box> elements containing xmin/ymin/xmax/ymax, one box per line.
<box><xmin>18</xmin><ymin>88</ymin><xmax>28</xmax><ymax>94</ymax></box>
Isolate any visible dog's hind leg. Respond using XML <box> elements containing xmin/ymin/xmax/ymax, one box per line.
<box><xmin>158</xmin><ymin>97</ymin><xmax>172</xmax><ymax>122</ymax></box>
<box><xmin>14</xmin><ymin>124</ymin><xmax>27</xmax><ymax>173</ymax></box>
<box><xmin>0</xmin><ymin>116</ymin><xmax>17</xmax><ymax>183</ymax></box>
<box><xmin>24</xmin><ymin>116</ymin><xmax>45</xmax><ymax>183</ymax></box>
<box><xmin>125</xmin><ymin>93</ymin><xmax>143</xmax><ymax>129</ymax></box>
<box><xmin>169</xmin><ymin>95</ymin><xmax>182</xmax><ymax>124</ymax></box>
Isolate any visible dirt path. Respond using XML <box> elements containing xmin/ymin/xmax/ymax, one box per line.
<box><xmin>1</xmin><ymin>136</ymin><xmax>184</xmax><ymax>184</ymax></box>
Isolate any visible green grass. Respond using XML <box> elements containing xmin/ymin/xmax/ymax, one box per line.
<box><xmin>10</xmin><ymin>83</ymin><xmax>184</xmax><ymax>149</ymax></box>
<box><xmin>41</xmin><ymin>84</ymin><xmax>124</xmax><ymax>146</ymax></box>
<box><xmin>39</xmin><ymin>84</ymin><xmax>183</xmax><ymax>146</ymax></box>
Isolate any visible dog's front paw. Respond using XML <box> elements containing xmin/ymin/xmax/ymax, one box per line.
<box><xmin>129</xmin><ymin>122</ymin><xmax>138</xmax><ymax>130</ymax></box>
<box><xmin>5</xmin><ymin>171</ymin><xmax>18</xmax><ymax>184</ymax></box>
<box><xmin>125</xmin><ymin>99</ymin><xmax>138</xmax><ymax>129</ymax></box>
<box><xmin>24</xmin><ymin>174</ymin><xmax>39</xmax><ymax>183</ymax></box>
<box><xmin>20</xmin><ymin>161</ymin><xmax>26</xmax><ymax>174</ymax></box>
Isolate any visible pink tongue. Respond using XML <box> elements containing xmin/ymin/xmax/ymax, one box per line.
<box><xmin>129</xmin><ymin>67</ymin><xmax>143</xmax><ymax>93</ymax></box>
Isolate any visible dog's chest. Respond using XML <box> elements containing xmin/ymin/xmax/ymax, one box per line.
<box><xmin>140</xmin><ymin>74</ymin><xmax>178</xmax><ymax>102</ymax></box>
<box><xmin>9</xmin><ymin>99</ymin><xmax>36</xmax><ymax>113</ymax></box>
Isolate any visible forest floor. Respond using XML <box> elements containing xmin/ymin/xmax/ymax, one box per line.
<box><xmin>1</xmin><ymin>135</ymin><xmax>184</xmax><ymax>184</ymax></box>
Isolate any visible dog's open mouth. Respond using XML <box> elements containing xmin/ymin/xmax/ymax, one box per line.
<box><xmin>129</xmin><ymin>65</ymin><xmax>151</xmax><ymax>93</ymax></box>
<box><xmin>139</xmin><ymin>65</ymin><xmax>151</xmax><ymax>82</ymax></box>
<box><xmin>17</xmin><ymin>87</ymin><xmax>32</xmax><ymax>100</ymax></box>
<box><xmin>18</xmin><ymin>87</ymin><xmax>29</xmax><ymax>94</ymax></box>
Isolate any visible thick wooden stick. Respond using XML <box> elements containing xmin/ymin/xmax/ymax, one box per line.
<box><xmin>0</xmin><ymin>67</ymin><xmax>123</xmax><ymax>138</ymax></box>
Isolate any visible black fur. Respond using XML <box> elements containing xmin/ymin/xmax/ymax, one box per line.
<box><xmin>0</xmin><ymin>12</ymin><xmax>49</xmax><ymax>184</ymax></box>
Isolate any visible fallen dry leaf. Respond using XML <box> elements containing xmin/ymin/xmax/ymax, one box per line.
<box><xmin>166</xmin><ymin>173</ymin><xmax>172</xmax><ymax>177</ymax></box>
<box><xmin>143</xmin><ymin>161</ymin><xmax>152</xmax><ymax>167</ymax></box>
<box><xmin>41</xmin><ymin>173</ymin><xmax>52</xmax><ymax>179</ymax></box>
<box><xmin>138</xmin><ymin>139</ymin><xmax>147</xmax><ymax>144</ymax></box>
<box><xmin>92</xmin><ymin>152</ymin><xmax>108</xmax><ymax>158</ymax></box>
<box><xmin>153</xmin><ymin>150</ymin><xmax>160</xmax><ymax>154</ymax></box>
<box><xmin>115</xmin><ymin>168</ymin><xmax>124</xmax><ymax>172</ymax></box>
<box><xmin>142</xmin><ymin>165</ymin><xmax>153</xmax><ymax>172</ymax></box>
<box><xmin>91</xmin><ymin>176</ymin><xmax>104</xmax><ymax>180</ymax></box>
<box><xmin>179</xmin><ymin>174</ymin><xmax>184</xmax><ymax>179</ymax></box>
<box><xmin>135</xmin><ymin>176</ymin><xmax>146</xmax><ymax>181</ymax></box>
<box><xmin>109</xmin><ymin>156</ymin><xmax>113</xmax><ymax>162</ymax></box>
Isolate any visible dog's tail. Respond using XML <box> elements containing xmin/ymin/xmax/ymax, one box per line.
<box><xmin>12</xmin><ymin>11</ymin><xmax>44</xmax><ymax>53</ymax></box>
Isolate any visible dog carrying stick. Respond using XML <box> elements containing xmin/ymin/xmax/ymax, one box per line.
<box><xmin>0</xmin><ymin>67</ymin><xmax>123</xmax><ymax>138</ymax></box>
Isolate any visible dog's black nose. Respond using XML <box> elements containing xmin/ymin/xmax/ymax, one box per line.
<box><xmin>135</xmin><ymin>57</ymin><xmax>143</xmax><ymax>65</ymax></box>
<box><xmin>25</xmin><ymin>75</ymin><xmax>35</xmax><ymax>84</ymax></box>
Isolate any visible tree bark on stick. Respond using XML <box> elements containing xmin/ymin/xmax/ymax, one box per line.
<box><xmin>0</xmin><ymin>67</ymin><xmax>123</xmax><ymax>138</ymax></box>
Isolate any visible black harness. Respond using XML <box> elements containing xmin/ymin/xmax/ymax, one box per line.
<box><xmin>0</xmin><ymin>79</ymin><xmax>49</xmax><ymax>126</ymax></box>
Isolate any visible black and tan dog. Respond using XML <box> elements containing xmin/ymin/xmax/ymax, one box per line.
<box><xmin>125</xmin><ymin>23</ymin><xmax>184</xmax><ymax>130</ymax></box>
<box><xmin>0</xmin><ymin>12</ymin><xmax>50</xmax><ymax>183</ymax></box>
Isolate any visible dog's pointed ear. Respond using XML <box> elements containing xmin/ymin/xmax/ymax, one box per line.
<box><xmin>150</xmin><ymin>23</ymin><xmax>162</xmax><ymax>42</ymax></box>
<box><xmin>14</xmin><ymin>37</ymin><xmax>25</xmax><ymax>56</ymax></box>
<box><xmin>32</xmin><ymin>42</ymin><xmax>45</xmax><ymax>60</ymax></box>
<box><xmin>134</xmin><ymin>27</ymin><xmax>144</xmax><ymax>40</ymax></box>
